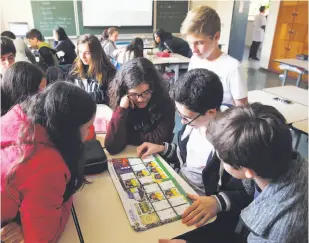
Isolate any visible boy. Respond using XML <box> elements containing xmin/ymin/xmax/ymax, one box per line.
<box><xmin>26</xmin><ymin>29</ymin><xmax>58</xmax><ymax>71</ymax></box>
<box><xmin>1</xmin><ymin>36</ymin><xmax>16</xmax><ymax>75</ymax></box>
<box><xmin>179</xmin><ymin>103</ymin><xmax>308</xmax><ymax>243</ymax></box>
<box><xmin>181</xmin><ymin>6</ymin><xmax>248</xmax><ymax>106</ymax></box>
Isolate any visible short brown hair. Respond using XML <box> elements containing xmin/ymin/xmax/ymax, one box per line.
<box><xmin>181</xmin><ymin>6</ymin><xmax>221</xmax><ymax>38</ymax></box>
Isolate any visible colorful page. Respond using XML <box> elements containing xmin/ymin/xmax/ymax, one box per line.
<box><xmin>108</xmin><ymin>155</ymin><xmax>193</xmax><ymax>231</ymax></box>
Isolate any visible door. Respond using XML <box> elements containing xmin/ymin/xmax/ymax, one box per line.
<box><xmin>228</xmin><ymin>0</ymin><xmax>250</xmax><ymax>62</ymax></box>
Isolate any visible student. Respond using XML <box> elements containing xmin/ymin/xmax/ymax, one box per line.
<box><xmin>13</xmin><ymin>38</ymin><xmax>31</xmax><ymax>63</ymax></box>
<box><xmin>1</xmin><ymin>61</ymin><xmax>46</xmax><ymax>116</ymax></box>
<box><xmin>100</xmin><ymin>27</ymin><xmax>119</xmax><ymax>57</ymax></box>
<box><xmin>181</xmin><ymin>6</ymin><xmax>248</xmax><ymax>106</ymax></box>
<box><xmin>114</xmin><ymin>37</ymin><xmax>144</xmax><ymax>64</ymax></box>
<box><xmin>1</xmin><ymin>36</ymin><xmax>16</xmax><ymax>76</ymax></box>
<box><xmin>1</xmin><ymin>82</ymin><xmax>96</xmax><ymax>243</ymax></box>
<box><xmin>154</xmin><ymin>28</ymin><xmax>192</xmax><ymax>58</ymax></box>
<box><xmin>69</xmin><ymin>34</ymin><xmax>116</xmax><ymax>104</ymax></box>
<box><xmin>105</xmin><ymin>57</ymin><xmax>175</xmax><ymax>154</ymax></box>
<box><xmin>1</xmin><ymin>31</ymin><xmax>36</xmax><ymax>64</ymax></box>
<box><xmin>26</xmin><ymin>29</ymin><xmax>58</xmax><ymax>71</ymax></box>
<box><xmin>53</xmin><ymin>26</ymin><xmax>77</xmax><ymax>65</ymax></box>
<box><xmin>249</xmin><ymin>6</ymin><xmax>267</xmax><ymax>60</ymax></box>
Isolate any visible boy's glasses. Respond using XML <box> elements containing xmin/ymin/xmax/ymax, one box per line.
<box><xmin>176</xmin><ymin>110</ymin><xmax>202</xmax><ymax>125</ymax></box>
<box><xmin>127</xmin><ymin>90</ymin><xmax>153</xmax><ymax>100</ymax></box>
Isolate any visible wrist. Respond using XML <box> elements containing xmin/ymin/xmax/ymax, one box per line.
<box><xmin>210</xmin><ymin>195</ymin><xmax>222</xmax><ymax>213</ymax></box>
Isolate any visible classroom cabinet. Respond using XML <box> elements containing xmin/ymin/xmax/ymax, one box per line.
<box><xmin>269</xmin><ymin>0</ymin><xmax>308</xmax><ymax>81</ymax></box>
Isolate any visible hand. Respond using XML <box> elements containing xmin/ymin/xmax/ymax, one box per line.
<box><xmin>182</xmin><ymin>194</ymin><xmax>219</xmax><ymax>227</ymax></box>
<box><xmin>137</xmin><ymin>142</ymin><xmax>165</xmax><ymax>159</ymax></box>
<box><xmin>158</xmin><ymin>240</ymin><xmax>186</xmax><ymax>243</ymax></box>
<box><xmin>120</xmin><ymin>95</ymin><xmax>134</xmax><ymax>109</ymax></box>
<box><xmin>1</xmin><ymin>222</ymin><xmax>24</xmax><ymax>243</ymax></box>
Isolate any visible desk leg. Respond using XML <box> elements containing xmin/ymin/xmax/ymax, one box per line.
<box><xmin>174</xmin><ymin>64</ymin><xmax>180</xmax><ymax>81</ymax></box>
<box><xmin>296</xmin><ymin>73</ymin><xmax>303</xmax><ymax>87</ymax></box>
<box><xmin>282</xmin><ymin>69</ymin><xmax>288</xmax><ymax>86</ymax></box>
<box><xmin>295</xmin><ymin>132</ymin><xmax>302</xmax><ymax>150</ymax></box>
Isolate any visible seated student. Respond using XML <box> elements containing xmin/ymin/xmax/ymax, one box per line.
<box><xmin>137</xmin><ymin>69</ymin><xmax>225</xmax><ymax>195</ymax></box>
<box><xmin>181</xmin><ymin>6</ymin><xmax>248</xmax><ymax>106</ymax></box>
<box><xmin>114</xmin><ymin>37</ymin><xmax>144</xmax><ymax>64</ymax></box>
<box><xmin>13</xmin><ymin>38</ymin><xmax>32</xmax><ymax>63</ymax></box>
<box><xmin>53</xmin><ymin>26</ymin><xmax>77</xmax><ymax>65</ymax></box>
<box><xmin>26</xmin><ymin>29</ymin><xmax>58</xmax><ymax>71</ymax></box>
<box><xmin>1</xmin><ymin>82</ymin><xmax>96</xmax><ymax>243</ymax></box>
<box><xmin>1</xmin><ymin>31</ymin><xmax>36</xmax><ymax>64</ymax></box>
<box><xmin>1</xmin><ymin>36</ymin><xmax>16</xmax><ymax>76</ymax></box>
<box><xmin>100</xmin><ymin>27</ymin><xmax>119</xmax><ymax>57</ymax></box>
<box><xmin>1</xmin><ymin>61</ymin><xmax>46</xmax><ymax>116</ymax></box>
<box><xmin>154</xmin><ymin>28</ymin><xmax>192</xmax><ymax>58</ymax></box>
<box><xmin>105</xmin><ymin>57</ymin><xmax>175</xmax><ymax>154</ymax></box>
<box><xmin>165</xmin><ymin>103</ymin><xmax>307</xmax><ymax>243</ymax></box>
<box><xmin>69</xmin><ymin>34</ymin><xmax>116</xmax><ymax>104</ymax></box>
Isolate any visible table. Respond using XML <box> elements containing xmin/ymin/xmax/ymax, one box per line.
<box><xmin>274</xmin><ymin>59</ymin><xmax>308</xmax><ymax>87</ymax></box>
<box><xmin>58</xmin><ymin>135</ymin><xmax>214</xmax><ymax>243</ymax></box>
<box><xmin>292</xmin><ymin>119</ymin><xmax>308</xmax><ymax>149</ymax></box>
<box><xmin>248</xmin><ymin>90</ymin><xmax>308</xmax><ymax>124</ymax></box>
<box><xmin>146</xmin><ymin>53</ymin><xmax>190</xmax><ymax>80</ymax></box>
<box><xmin>263</xmin><ymin>86</ymin><xmax>308</xmax><ymax>106</ymax></box>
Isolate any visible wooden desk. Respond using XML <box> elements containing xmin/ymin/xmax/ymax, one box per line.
<box><xmin>248</xmin><ymin>90</ymin><xmax>308</xmax><ymax>124</ymax></box>
<box><xmin>274</xmin><ymin>59</ymin><xmax>308</xmax><ymax>86</ymax></box>
<box><xmin>292</xmin><ymin>120</ymin><xmax>308</xmax><ymax>135</ymax></box>
<box><xmin>146</xmin><ymin>53</ymin><xmax>190</xmax><ymax>80</ymax></box>
<box><xmin>58</xmin><ymin>135</ymin><xmax>213</xmax><ymax>243</ymax></box>
<box><xmin>263</xmin><ymin>86</ymin><xmax>308</xmax><ymax>106</ymax></box>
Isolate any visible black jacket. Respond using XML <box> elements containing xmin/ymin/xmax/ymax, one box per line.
<box><xmin>38</xmin><ymin>46</ymin><xmax>58</xmax><ymax>71</ymax></box>
<box><xmin>158</xmin><ymin>33</ymin><xmax>192</xmax><ymax>58</ymax></box>
<box><xmin>54</xmin><ymin>39</ymin><xmax>77</xmax><ymax>65</ymax></box>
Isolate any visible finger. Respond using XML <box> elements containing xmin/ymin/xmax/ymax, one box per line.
<box><xmin>186</xmin><ymin>211</ymin><xmax>205</xmax><ymax>226</ymax></box>
<box><xmin>136</xmin><ymin>144</ymin><xmax>147</xmax><ymax>157</ymax></box>
<box><xmin>181</xmin><ymin>201</ymin><xmax>199</xmax><ymax>220</ymax></box>
<box><xmin>1</xmin><ymin>226</ymin><xmax>16</xmax><ymax>241</ymax></box>
<box><xmin>187</xmin><ymin>193</ymin><xmax>199</xmax><ymax>201</ymax></box>
<box><xmin>196</xmin><ymin>214</ymin><xmax>211</xmax><ymax>228</ymax></box>
<box><xmin>182</xmin><ymin>207</ymin><xmax>202</xmax><ymax>224</ymax></box>
<box><xmin>7</xmin><ymin>233</ymin><xmax>23</xmax><ymax>243</ymax></box>
<box><xmin>141</xmin><ymin>150</ymin><xmax>152</xmax><ymax>159</ymax></box>
<box><xmin>158</xmin><ymin>240</ymin><xmax>169</xmax><ymax>243</ymax></box>
<box><xmin>130</xmin><ymin>100</ymin><xmax>135</xmax><ymax>109</ymax></box>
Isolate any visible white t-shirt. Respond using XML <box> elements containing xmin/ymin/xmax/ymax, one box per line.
<box><xmin>253</xmin><ymin>14</ymin><xmax>267</xmax><ymax>42</ymax></box>
<box><xmin>188</xmin><ymin>53</ymin><xmax>247</xmax><ymax>105</ymax></box>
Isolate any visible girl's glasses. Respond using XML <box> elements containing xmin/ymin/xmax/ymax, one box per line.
<box><xmin>127</xmin><ymin>90</ymin><xmax>153</xmax><ymax>100</ymax></box>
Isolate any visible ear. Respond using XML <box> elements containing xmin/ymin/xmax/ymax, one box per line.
<box><xmin>207</xmin><ymin>108</ymin><xmax>217</xmax><ymax>117</ymax></box>
<box><xmin>244</xmin><ymin>168</ymin><xmax>255</xmax><ymax>179</ymax></box>
<box><xmin>214</xmin><ymin>31</ymin><xmax>221</xmax><ymax>41</ymax></box>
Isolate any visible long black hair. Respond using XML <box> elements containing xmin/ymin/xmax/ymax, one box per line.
<box><xmin>154</xmin><ymin>28</ymin><xmax>172</xmax><ymax>48</ymax></box>
<box><xmin>126</xmin><ymin>37</ymin><xmax>144</xmax><ymax>59</ymax></box>
<box><xmin>54</xmin><ymin>26</ymin><xmax>69</xmax><ymax>41</ymax></box>
<box><xmin>1</xmin><ymin>62</ymin><xmax>44</xmax><ymax>116</ymax></box>
<box><xmin>7</xmin><ymin>82</ymin><xmax>96</xmax><ymax>201</ymax></box>
<box><xmin>108</xmin><ymin>57</ymin><xmax>170</xmax><ymax>111</ymax></box>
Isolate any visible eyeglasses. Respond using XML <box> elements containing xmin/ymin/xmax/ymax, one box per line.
<box><xmin>176</xmin><ymin>110</ymin><xmax>202</xmax><ymax>125</ymax></box>
<box><xmin>127</xmin><ymin>90</ymin><xmax>153</xmax><ymax>100</ymax></box>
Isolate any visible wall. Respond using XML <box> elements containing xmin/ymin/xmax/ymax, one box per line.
<box><xmin>260</xmin><ymin>0</ymin><xmax>281</xmax><ymax>69</ymax></box>
<box><xmin>245</xmin><ymin>20</ymin><xmax>254</xmax><ymax>46</ymax></box>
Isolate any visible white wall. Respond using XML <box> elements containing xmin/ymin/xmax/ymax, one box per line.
<box><xmin>260</xmin><ymin>0</ymin><xmax>280</xmax><ymax>69</ymax></box>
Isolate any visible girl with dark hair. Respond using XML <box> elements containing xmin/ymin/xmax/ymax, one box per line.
<box><xmin>53</xmin><ymin>26</ymin><xmax>77</xmax><ymax>65</ymax></box>
<box><xmin>154</xmin><ymin>28</ymin><xmax>192</xmax><ymax>58</ymax></box>
<box><xmin>115</xmin><ymin>37</ymin><xmax>144</xmax><ymax>64</ymax></box>
<box><xmin>100</xmin><ymin>27</ymin><xmax>119</xmax><ymax>57</ymax></box>
<box><xmin>1</xmin><ymin>61</ymin><xmax>46</xmax><ymax>116</ymax></box>
<box><xmin>1</xmin><ymin>81</ymin><xmax>96</xmax><ymax>243</ymax></box>
<box><xmin>105</xmin><ymin>57</ymin><xmax>175</xmax><ymax>154</ymax></box>
<box><xmin>69</xmin><ymin>34</ymin><xmax>116</xmax><ymax>104</ymax></box>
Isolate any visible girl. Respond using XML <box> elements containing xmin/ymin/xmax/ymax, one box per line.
<box><xmin>105</xmin><ymin>57</ymin><xmax>175</xmax><ymax>154</ymax></box>
<box><xmin>114</xmin><ymin>37</ymin><xmax>144</xmax><ymax>64</ymax></box>
<box><xmin>154</xmin><ymin>28</ymin><xmax>192</xmax><ymax>58</ymax></box>
<box><xmin>1</xmin><ymin>61</ymin><xmax>46</xmax><ymax>116</ymax></box>
<box><xmin>69</xmin><ymin>34</ymin><xmax>116</xmax><ymax>104</ymax></box>
<box><xmin>53</xmin><ymin>26</ymin><xmax>77</xmax><ymax>65</ymax></box>
<box><xmin>100</xmin><ymin>27</ymin><xmax>119</xmax><ymax>57</ymax></box>
<box><xmin>1</xmin><ymin>81</ymin><xmax>96</xmax><ymax>243</ymax></box>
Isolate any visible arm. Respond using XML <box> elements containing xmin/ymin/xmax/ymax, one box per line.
<box><xmin>229</xmin><ymin>64</ymin><xmax>248</xmax><ymax>106</ymax></box>
<box><xmin>105</xmin><ymin>107</ymin><xmax>130</xmax><ymax>154</ymax></box>
<box><xmin>39</xmin><ymin>47</ymin><xmax>55</xmax><ymax>67</ymax></box>
<box><xmin>19</xmin><ymin>169</ymin><xmax>72</xmax><ymax>243</ymax></box>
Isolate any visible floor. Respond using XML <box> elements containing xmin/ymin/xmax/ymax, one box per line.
<box><xmin>173</xmin><ymin>47</ymin><xmax>308</xmax><ymax>159</ymax></box>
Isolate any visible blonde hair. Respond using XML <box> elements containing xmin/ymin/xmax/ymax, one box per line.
<box><xmin>181</xmin><ymin>6</ymin><xmax>221</xmax><ymax>38</ymax></box>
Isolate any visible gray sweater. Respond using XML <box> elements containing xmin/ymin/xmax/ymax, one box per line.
<box><xmin>241</xmin><ymin>152</ymin><xmax>308</xmax><ymax>243</ymax></box>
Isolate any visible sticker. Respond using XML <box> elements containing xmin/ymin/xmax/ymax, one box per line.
<box><xmin>120</xmin><ymin>172</ymin><xmax>136</xmax><ymax>180</ymax></box>
<box><xmin>159</xmin><ymin>180</ymin><xmax>176</xmax><ymax>190</ymax></box>
<box><xmin>157</xmin><ymin>208</ymin><xmax>177</xmax><ymax>221</ymax></box>
<box><xmin>147</xmin><ymin>191</ymin><xmax>166</xmax><ymax>203</ymax></box>
<box><xmin>140</xmin><ymin>213</ymin><xmax>160</xmax><ymax>225</ymax></box>
<box><xmin>164</xmin><ymin>188</ymin><xmax>181</xmax><ymax>199</ymax></box>
<box><xmin>128</xmin><ymin>158</ymin><xmax>143</xmax><ymax>166</ymax></box>
<box><xmin>136</xmin><ymin>201</ymin><xmax>154</xmax><ymax>214</ymax></box>
<box><xmin>129</xmin><ymin>187</ymin><xmax>146</xmax><ymax>201</ymax></box>
<box><xmin>131</xmin><ymin>164</ymin><xmax>147</xmax><ymax>171</ymax></box>
<box><xmin>144</xmin><ymin>183</ymin><xmax>161</xmax><ymax>193</ymax></box>
<box><xmin>145</xmin><ymin>161</ymin><xmax>159</xmax><ymax>171</ymax></box>
<box><xmin>123</xmin><ymin>178</ymin><xmax>139</xmax><ymax>188</ymax></box>
<box><xmin>139</xmin><ymin>176</ymin><xmax>154</xmax><ymax>185</ymax></box>
<box><xmin>132</xmin><ymin>164</ymin><xmax>150</xmax><ymax>178</ymax></box>
<box><xmin>152</xmin><ymin>200</ymin><xmax>171</xmax><ymax>211</ymax></box>
<box><xmin>168</xmin><ymin>196</ymin><xmax>187</xmax><ymax>207</ymax></box>
<box><xmin>174</xmin><ymin>203</ymin><xmax>191</xmax><ymax>216</ymax></box>
<box><xmin>152</xmin><ymin>172</ymin><xmax>168</xmax><ymax>181</ymax></box>
<box><xmin>142</xmin><ymin>155</ymin><xmax>156</xmax><ymax>163</ymax></box>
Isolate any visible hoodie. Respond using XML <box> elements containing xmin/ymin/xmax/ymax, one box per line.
<box><xmin>13</xmin><ymin>38</ymin><xmax>31</xmax><ymax>63</ymax></box>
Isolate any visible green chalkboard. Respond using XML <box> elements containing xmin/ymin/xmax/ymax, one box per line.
<box><xmin>77</xmin><ymin>1</ymin><xmax>153</xmax><ymax>35</ymax></box>
<box><xmin>31</xmin><ymin>0</ymin><xmax>77</xmax><ymax>37</ymax></box>
<box><xmin>156</xmin><ymin>1</ymin><xmax>188</xmax><ymax>33</ymax></box>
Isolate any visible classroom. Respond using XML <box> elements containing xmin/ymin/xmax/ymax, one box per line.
<box><xmin>0</xmin><ymin>0</ymin><xmax>308</xmax><ymax>243</ymax></box>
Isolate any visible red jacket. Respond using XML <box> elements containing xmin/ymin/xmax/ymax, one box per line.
<box><xmin>1</xmin><ymin>105</ymin><xmax>72</xmax><ymax>243</ymax></box>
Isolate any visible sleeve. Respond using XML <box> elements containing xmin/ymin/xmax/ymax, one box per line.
<box><xmin>24</xmin><ymin>46</ymin><xmax>36</xmax><ymax>64</ymax></box>
<box><xmin>160</xmin><ymin>142</ymin><xmax>181</xmax><ymax>170</ymax></box>
<box><xmin>105</xmin><ymin>107</ymin><xmax>130</xmax><ymax>154</ymax></box>
<box><xmin>39</xmin><ymin>47</ymin><xmax>55</xmax><ymax>67</ymax></box>
<box><xmin>19</xmin><ymin>169</ymin><xmax>73</xmax><ymax>243</ymax></box>
<box><xmin>228</xmin><ymin>64</ymin><xmax>248</xmax><ymax>100</ymax></box>
<box><xmin>104</xmin><ymin>43</ymin><xmax>116</xmax><ymax>58</ymax></box>
<box><xmin>261</xmin><ymin>16</ymin><xmax>267</xmax><ymax>27</ymax></box>
<box><xmin>137</xmin><ymin>103</ymin><xmax>175</xmax><ymax>144</ymax></box>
